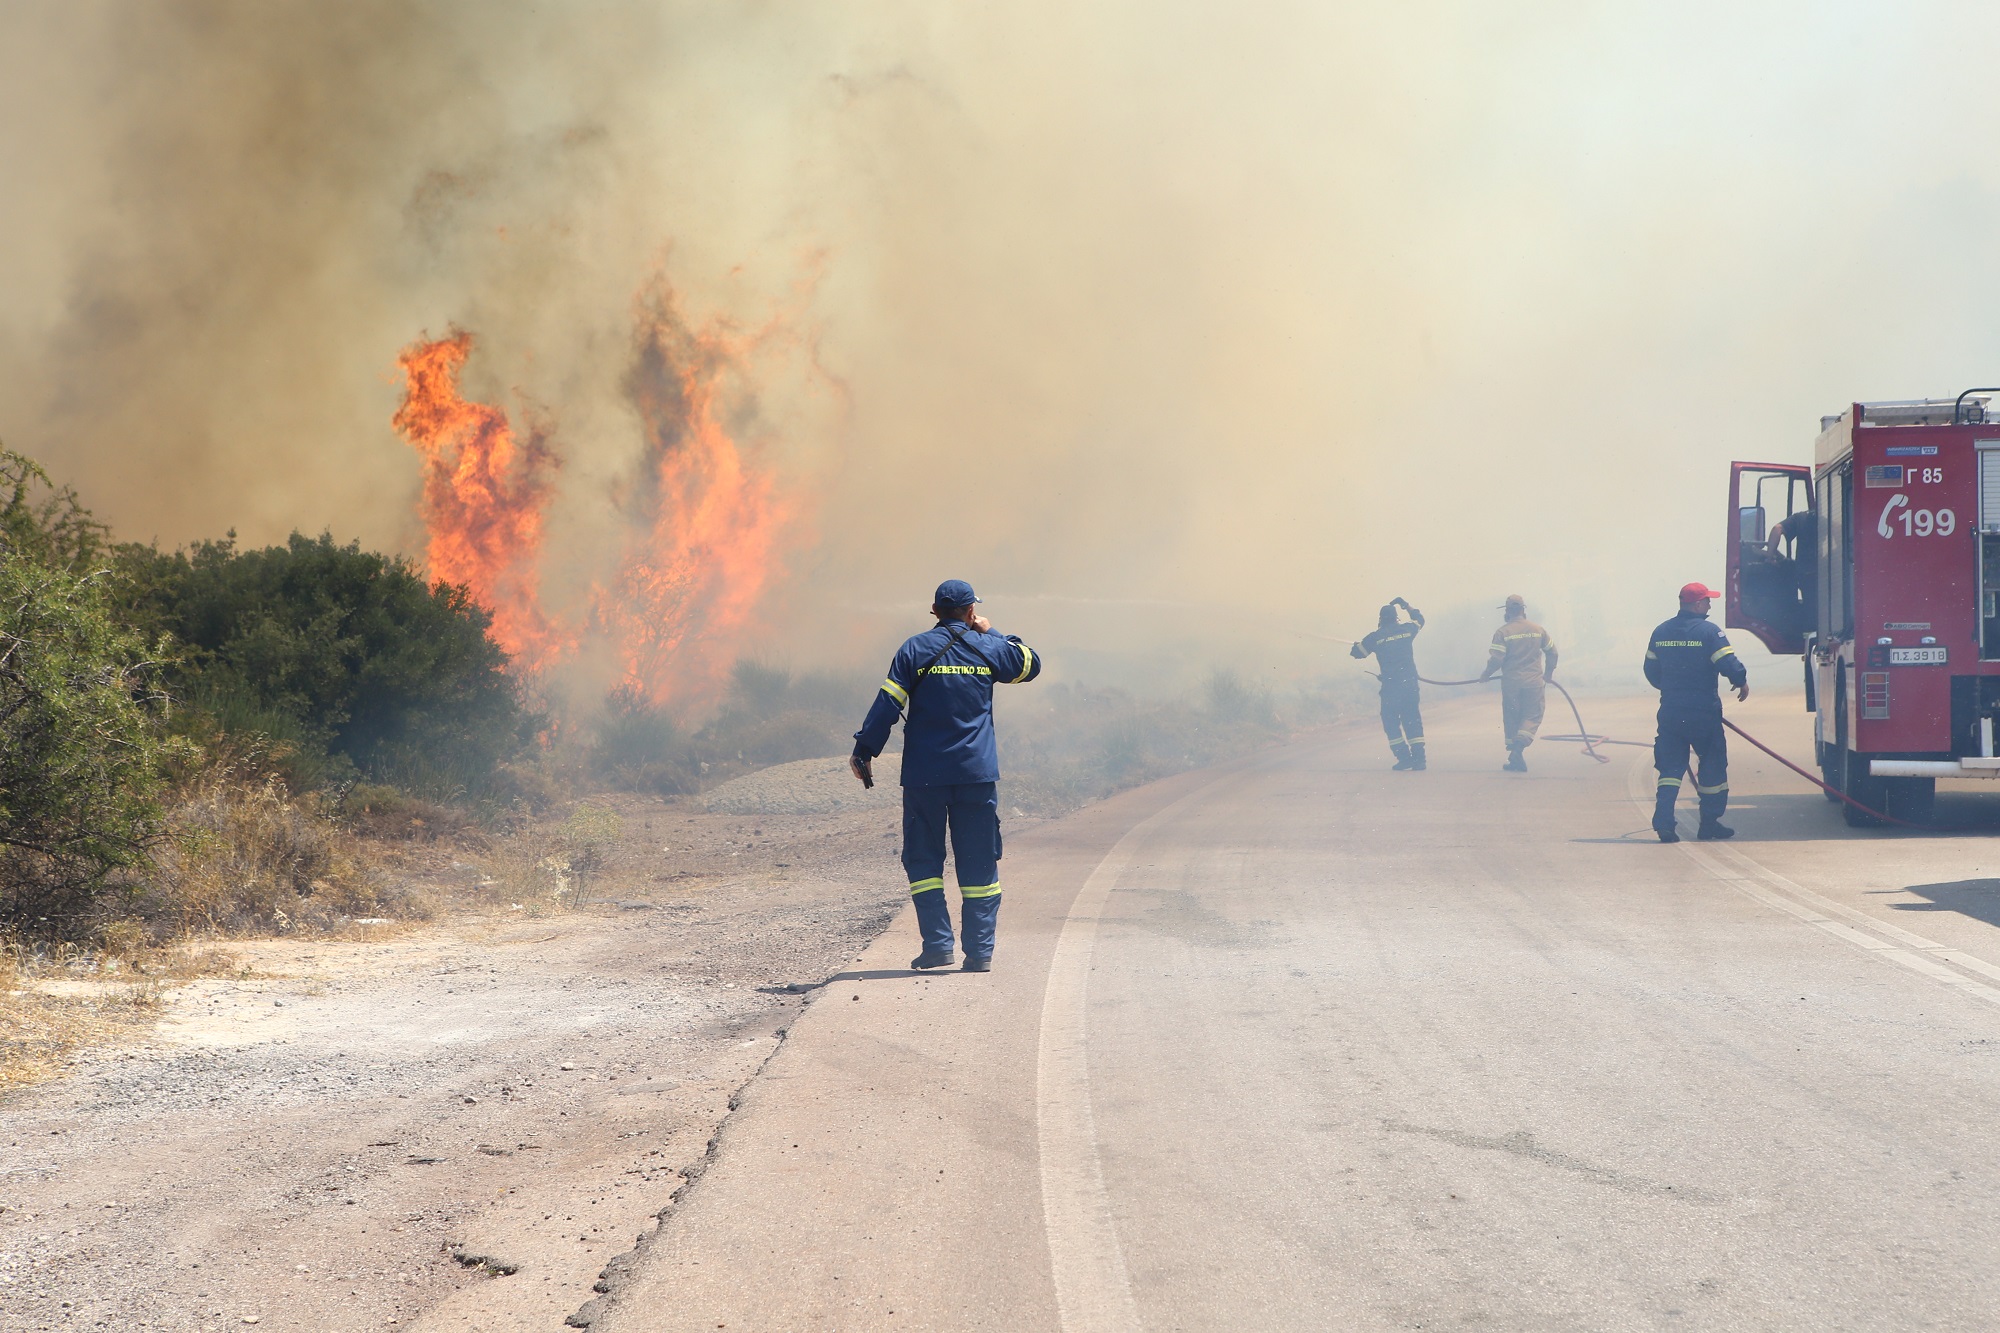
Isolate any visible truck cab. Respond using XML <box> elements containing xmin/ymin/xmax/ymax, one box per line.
<box><xmin>1729</xmin><ymin>393</ymin><xmax>2000</xmax><ymax>826</ymax></box>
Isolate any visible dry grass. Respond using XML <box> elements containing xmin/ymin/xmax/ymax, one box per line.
<box><xmin>0</xmin><ymin>935</ymin><xmax>234</xmax><ymax>1093</ymax></box>
<box><xmin>122</xmin><ymin>772</ymin><xmax>442</xmax><ymax>939</ymax></box>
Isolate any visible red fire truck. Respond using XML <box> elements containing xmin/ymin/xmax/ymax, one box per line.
<box><xmin>1728</xmin><ymin>392</ymin><xmax>2000</xmax><ymax>827</ymax></box>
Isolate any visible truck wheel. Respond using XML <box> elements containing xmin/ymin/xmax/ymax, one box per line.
<box><xmin>1883</xmin><ymin>776</ymin><xmax>1935</xmax><ymax>828</ymax></box>
<box><xmin>1823</xmin><ymin>674</ymin><xmax>1849</xmax><ymax>805</ymax></box>
<box><xmin>1842</xmin><ymin>756</ymin><xmax>1888</xmax><ymax>828</ymax></box>
<box><xmin>1819</xmin><ymin>745</ymin><xmax>1844</xmax><ymax>803</ymax></box>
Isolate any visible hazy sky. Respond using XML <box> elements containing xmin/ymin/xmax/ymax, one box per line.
<box><xmin>3</xmin><ymin>1</ymin><xmax>1997</xmax><ymax>690</ymax></box>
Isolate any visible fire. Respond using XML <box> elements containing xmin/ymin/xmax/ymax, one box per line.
<box><xmin>392</xmin><ymin>331</ymin><xmax>564</xmax><ymax>670</ymax></box>
<box><xmin>390</xmin><ymin>282</ymin><xmax>799</xmax><ymax>705</ymax></box>
<box><xmin>604</xmin><ymin>277</ymin><xmax>794</xmax><ymax>705</ymax></box>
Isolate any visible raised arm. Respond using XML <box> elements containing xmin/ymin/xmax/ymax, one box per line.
<box><xmin>990</xmin><ymin>631</ymin><xmax>1042</xmax><ymax>685</ymax></box>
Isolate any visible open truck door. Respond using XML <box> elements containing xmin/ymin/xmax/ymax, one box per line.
<box><xmin>1727</xmin><ymin>461</ymin><xmax>1814</xmax><ymax>655</ymax></box>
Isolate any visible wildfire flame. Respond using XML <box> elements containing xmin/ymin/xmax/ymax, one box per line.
<box><xmin>604</xmin><ymin>277</ymin><xmax>793</xmax><ymax>705</ymax></box>
<box><xmin>392</xmin><ymin>331</ymin><xmax>564</xmax><ymax>669</ymax></box>
<box><xmin>391</xmin><ymin>281</ymin><xmax>797</xmax><ymax>705</ymax></box>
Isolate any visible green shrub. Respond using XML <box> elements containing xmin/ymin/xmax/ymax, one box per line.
<box><xmin>0</xmin><ymin>555</ymin><xmax>170</xmax><ymax>931</ymax></box>
<box><xmin>113</xmin><ymin>532</ymin><xmax>531</xmax><ymax>795</ymax></box>
<box><xmin>0</xmin><ymin>449</ymin><xmax>108</xmax><ymax>574</ymax></box>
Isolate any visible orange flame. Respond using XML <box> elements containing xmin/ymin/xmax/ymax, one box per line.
<box><xmin>392</xmin><ymin>331</ymin><xmax>564</xmax><ymax>670</ymax></box>
<box><xmin>391</xmin><ymin>282</ymin><xmax>800</xmax><ymax>706</ymax></box>
<box><xmin>602</xmin><ymin>277</ymin><xmax>794</xmax><ymax>705</ymax></box>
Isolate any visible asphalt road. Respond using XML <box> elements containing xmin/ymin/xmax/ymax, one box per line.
<box><xmin>595</xmin><ymin>690</ymin><xmax>2000</xmax><ymax>1332</ymax></box>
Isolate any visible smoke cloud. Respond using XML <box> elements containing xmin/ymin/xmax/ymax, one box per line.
<box><xmin>5</xmin><ymin>2</ymin><xmax>2000</xmax><ymax>695</ymax></box>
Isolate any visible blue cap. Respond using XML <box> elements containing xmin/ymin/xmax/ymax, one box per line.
<box><xmin>933</xmin><ymin>579</ymin><xmax>980</xmax><ymax>609</ymax></box>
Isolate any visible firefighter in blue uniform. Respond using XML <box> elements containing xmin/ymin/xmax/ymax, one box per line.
<box><xmin>1350</xmin><ymin>598</ymin><xmax>1426</xmax><ymax>770</ymax></box>
<box><xmin>850</xmin><ymin>580</ymin><xmax>1043</xmax><ymax>972</ymax></box>
<box><xmin>1644</xmin><ymin>582</ymin><xmax>1750</xmax><ymax>843</ymax></box>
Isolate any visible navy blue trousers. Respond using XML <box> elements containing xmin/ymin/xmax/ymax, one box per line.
<box><xmin>902</xmin><ymin>782</ymin><xmax>1003</xmax><ymax>959</ymax></box>
<box><xmin>1653</xmin><ymin>707</ymin><xmax>1729</xmax><ymax>831</ymax></box>
<box><xmin>1378</xmin><ymin>678</ymin><xmax>1425</xmax><ymax>760</ymax></box>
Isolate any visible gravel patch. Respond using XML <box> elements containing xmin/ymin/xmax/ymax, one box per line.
<box><xmin>701</xmin><ymin>755</ymin><xmax>903</xmax><ymax>817</ymax></box>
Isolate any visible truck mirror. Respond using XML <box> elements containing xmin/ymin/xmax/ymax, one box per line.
<box><xmin>1738</xmin><ymin>505</ymin><xmax>1767</xmax><ymax>545</ymax></box>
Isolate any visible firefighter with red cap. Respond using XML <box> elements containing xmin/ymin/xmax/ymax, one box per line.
<box><xmin>1479</xmin><ymin>593</ymin><xmax>1558</xmax><ymax>771</ymax></box>
<box><xmin>850</xmin><ymin>580</ymin><xmax>1043</xmax><ymax>972</ymax></box>
<box><xmin>1644</xmin><ymin>582</ymin><xmax>1749</xmax><ymax>842</ymax></box>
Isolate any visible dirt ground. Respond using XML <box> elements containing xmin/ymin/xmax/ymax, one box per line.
<box><xmin>0</xmin><ymin>756</ymin><xmax>968</xmax><ymax>1332</ymax></box>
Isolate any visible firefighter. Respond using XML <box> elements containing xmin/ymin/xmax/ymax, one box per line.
<box><xmin>1350</xmin><ymin>597</ymin><xmax>1426</xmax><ymax>770</ymax></box>
<box><xmin>1644</xmin><ymin>581</ymin><xmax>1749</xmax><ymax>843</ymax></box>
<box><xmin>850</xmin><ymin>579</ymin><xmax>1043</xmax><ymax>972</ymax></box>
<box><xmin>1765</xmin><ymin>508</ymin><xmax>1820</xmax><ymax>630</ymax></box>
<box><xmin>1478</xmin><ymin>593</ymin><xmax>1558</xmax><ymax>772</ymax></box>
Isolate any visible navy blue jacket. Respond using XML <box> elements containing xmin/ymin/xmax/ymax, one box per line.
<box><xmin>1350</xmin><ymin>607</ymin><xmax>1424</xmax><ymax>686</ymax></box>
<box><xmin>1643</xmin><ymin>611</ymin><xmax>1747</xmax><ymax>713</ymax></box>
<box><xmin>853</xmin><ymin>621</ymin><xmax>1043</xmax><ymax>786</ymax></box>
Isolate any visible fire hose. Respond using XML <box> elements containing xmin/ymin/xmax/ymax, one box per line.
<box><xmin>1318</xmin><ymin>626</ymin><xmax>1927</xmax><ymax>827</ymax></box>
<box><xmin>1415</xmin><ymin>673</ymin><xmax>1933</xmax><ymax>830</ymax></box>
<box><xmin>1412</xmin><ymin>674</ymin><xmax>1622</xmax><ymax>765</ymax></box>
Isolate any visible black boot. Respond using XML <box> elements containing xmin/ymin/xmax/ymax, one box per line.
<box><xmin>1390</xmin><ymin>741</ymin><xmax>1414</xmax><ymax>771</ymax></box>
<box><xmin>1503</xmin><ymin>746</ymin><xmax>1527</xmax><ymax>772</ymax></box>
<box><xmin>1654</xmin><ymin>782</ymin><xmax>1680</xmax><ymax>842</ymax></box>
<box><xmin>1411</xmin><ymin>744</ymin><xmax>1427</xmax><ymax>771</ymax></box>
<box><xmin>1696</xmin><ymin>822</ymin><xmax>1735</xmax><ymax>841</ymax></box>
<box><xmin>911</xmin><ymin>949</ymin><xmax>957</xmax><ymax>970</ymax></box>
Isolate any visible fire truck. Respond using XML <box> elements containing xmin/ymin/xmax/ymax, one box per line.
<box><xmin>1727</xmin><ymin>391</ymin><xmax>2000</xmax><ymax>827</ymax></box>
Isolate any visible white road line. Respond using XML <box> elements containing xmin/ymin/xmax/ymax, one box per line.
<box><xmin>1037</xmin><ymin>780</ymin><xmax>1221</xmax><ymax>1333</ymax></box>
<box><xmin>1623</xmin><ymin>756</ymin><xmax>2000</xmax><ymax>1009</ymax></box>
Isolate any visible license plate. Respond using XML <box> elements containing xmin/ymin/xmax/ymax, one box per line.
<box><xmin>1889</xmin><ymin>646</ymin><xmax>1948</xmax><ymax>665</ymax></box>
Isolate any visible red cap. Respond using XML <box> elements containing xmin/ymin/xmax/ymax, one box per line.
<box><xmin>1679</xmin><ymin>582</ymin><xmax>1722</xmax><ymax>603</ymax></box>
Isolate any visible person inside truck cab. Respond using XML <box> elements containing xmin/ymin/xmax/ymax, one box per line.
<box><xmin>1765</xmin><ymin>508</ymin><xmax>1819</xmax><ymax>627</ymax></box>
<box><xmin>1765</xmin><ymin>508</ymin><xmax>1817</xmax><ymax>560</ymax></box>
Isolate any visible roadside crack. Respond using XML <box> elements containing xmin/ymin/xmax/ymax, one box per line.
<box><xmin>563</xmin><ymin>1022</ymin><xmax>798</xmax><ymax>1328</ymax></box>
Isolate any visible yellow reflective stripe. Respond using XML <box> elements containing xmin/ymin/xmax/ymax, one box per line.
<box><xmin>1488</xmin><ymin>645</ymin><xmax>1506</xmax><ymax>656</ymax></box>
<box><xmin>1710</xmin><ymin>646</ymin><xmax>1736</xmax><ymax>663</ymax></box>
<box><xmin>1010</xmin><ymin>644</ymin><xmax>1036</xmax><ymax>683</ymax></box>
<box><xmin>1697</xmin><ymin>782</ymin><xmax>1729</xmax><ymax>794</ymax></box>
<box><xmin>1645</xmin><ymin>650</ymin><xmax>1659</xmax><ymax>660</ymax></box>
<box><xmin>959</xmin><ymin>883</ymin><xmax>1002</xmax><ymax>899</ymax></box>
<box><xmin>1503</xmin><ymin>632</ymin><xmax>1542</xmax><ymax>641</ymax></box>
<box><xmin>909</xmin><ymin>878</ymin><xmax>944</xmax><ymax>895</ymax></box>
<box><xmin>1406</xmin><ymin>735</ymin><xmax>1424</xmax><ymax>743</ymax></box>
<box><xmin>1654</xmin><ymin>640</ymin><xmax>1704</xmax><ymax>647</ymax></box>
<box><xmin>1657</xmin><ymin>776</ymin><xmax>1683</xmax><ymax>788</ymax></box>
<box><xmin>881</xmin><ymin>677</ymin><xmax>909</xmax><ymax>706</ymax></box>
<box><xmin>928</xmin><ymin>664</ymin><xmax>992</xmax><ymax>676</ymax></box>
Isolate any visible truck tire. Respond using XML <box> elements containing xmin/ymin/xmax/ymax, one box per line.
<box><xmin>1842</xmin><ymin>756</ymin><xmax>1888</xmax><ymax>828</ymax></box>
<box><xmin>1824</xmin><ymin>672</ymin><xmax>1853</xmax><ymax>807</ymax></box>
<box><xmin>1819</xmin><ymin>744</ymin><xmax>1843</xmax><ymax>803</ymax></box>
<box><xmin>1883</xmin><ymin>776</ymin><xmax>1935</xmax><ymax>827</ymax></box>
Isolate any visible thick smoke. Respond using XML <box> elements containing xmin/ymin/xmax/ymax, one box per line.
<box><xmin>6</xmin><ymin>2</ymin><xmax>2000</xmax><ymax>693</ymax></box>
